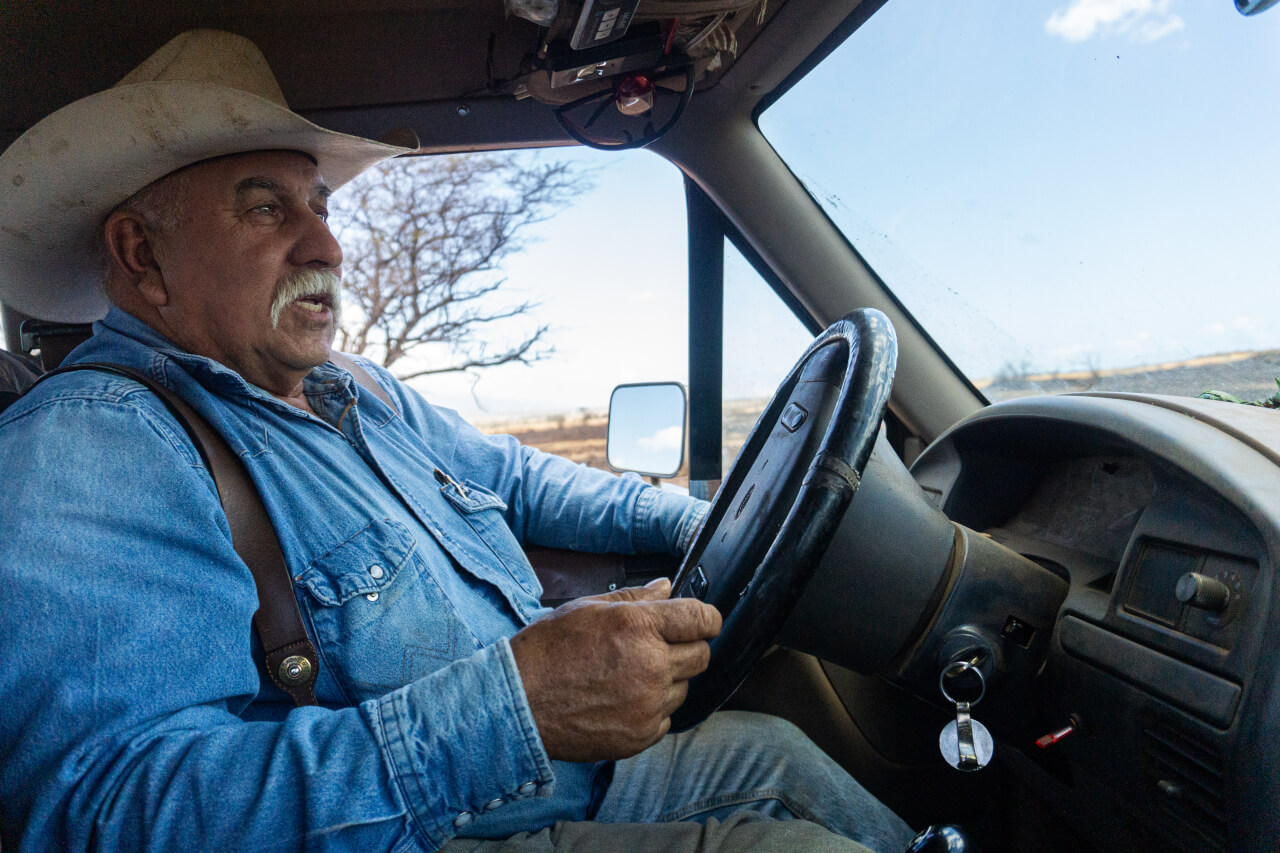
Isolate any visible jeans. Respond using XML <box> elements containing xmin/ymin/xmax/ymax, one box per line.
<box><xmin>454</xmin><ymin>711</ymin><xmax>915</xmax><ymax>853</ymax></box>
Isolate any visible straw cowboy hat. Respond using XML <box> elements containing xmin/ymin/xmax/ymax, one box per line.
<box><xmin>0</xmin><ymin>29</ymin><xmax>415</xmax><ymax>323</ymax></box>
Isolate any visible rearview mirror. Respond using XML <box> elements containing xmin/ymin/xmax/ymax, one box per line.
<box><xmin>606</xmin><ymin>382</ymin><xmax>687</xmax><ymax>479</ymax></box>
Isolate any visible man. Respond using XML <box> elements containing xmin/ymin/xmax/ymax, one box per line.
<box><xmin>0</xmin><ymin>30</ymin><xmax>913</xmax><ymax>852</ymax></box>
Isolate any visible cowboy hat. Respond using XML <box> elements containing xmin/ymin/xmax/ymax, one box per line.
<box><xmin>0</xmin><ymin>29</ymin><xmax>415</xmax><ymax>323</ymax></box>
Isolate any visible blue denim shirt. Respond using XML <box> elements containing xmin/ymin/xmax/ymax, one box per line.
<box><xmin>0</xmin><ymin>308</ymin><xmax>706</xmax><ymax>852</ymax></box>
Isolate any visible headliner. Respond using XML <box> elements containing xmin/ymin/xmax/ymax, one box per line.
<box><xmin>0</xmin><ymin>0</ymin><xmax>826</xmax><ymax>153</ymax></box>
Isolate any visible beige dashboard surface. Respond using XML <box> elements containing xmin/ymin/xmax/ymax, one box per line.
<box><xmin>1077</xmin><ymin>392</ymin><xmax>1280</xmax><ymax>467</ymax></box>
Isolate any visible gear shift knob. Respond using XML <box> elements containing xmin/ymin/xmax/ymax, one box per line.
<box><xmin>904</xmin><ymin>824</ymin><xmax>977</xmax><ymax>852</ymax></box>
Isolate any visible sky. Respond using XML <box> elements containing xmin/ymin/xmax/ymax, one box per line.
<box><xmin>383</xmin><ymin>147</ymin><xmax>693</xmax><ymax>421</ymax></box>
<box><xmin>759</xmin><ymin>0</ymin><xmax>1280</xmax><ymax>381</ymax></box>
<box><xmin>364</xmin><ymin>0</ymin><xmax>1280</xmax><ymax>418</ymax></box>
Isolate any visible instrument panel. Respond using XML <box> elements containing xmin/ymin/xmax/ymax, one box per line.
<box><xmin>910</xmin><ymin>392</ymin><xmax>1280</xmax><ymax>853</ymax></box>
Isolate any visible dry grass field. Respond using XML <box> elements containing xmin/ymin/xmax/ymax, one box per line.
<box><xmin>981</xmin><ymin>350</ymin><xmax>1280</xmax><ymax>402</ymax></box>
<box><xmin>478</xmin><ymin>398</ymin><xmax>770</xmax><ymax>487</ymax></box>
<box><xmin>478</xmin><ymin>411</ymin><xmax>612</xmax><ymax>471</ymax></box>
<box><xmin>481</xmin><ymin>351</ymin><xmax>1279</xmax><ymax>478</ymax></box>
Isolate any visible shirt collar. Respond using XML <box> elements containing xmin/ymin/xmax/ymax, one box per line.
<box><xmin>95</xmin><ymin>307</ymin><xmax>354</xmax><ymax>404</ymax></box>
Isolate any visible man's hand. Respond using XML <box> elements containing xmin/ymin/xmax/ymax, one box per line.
<box><xmin>510</xmin><ymin>578</ymin><xmax>722</xmax><ymax>763</ymax></box>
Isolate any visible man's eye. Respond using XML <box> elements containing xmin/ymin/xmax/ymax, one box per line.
<box><xmin>315</xmin><ymin>208</ymin><xmax>330</xmax><ymax>223</ymax></box>
<box><xmin>251</xmin><ymin>203</ymin><xmax>279</xmax><ymax>216</ymax></box>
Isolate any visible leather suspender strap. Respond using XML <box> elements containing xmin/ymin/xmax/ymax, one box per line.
<box><xmin>32</xmin><ymin>363</ymin><xmax>321</xmax><ymax>706</ymax></box>
<box><xmin>31</xmin><ymin>355</ymin><xmax>394</xmax><ymax>706</ymax></box>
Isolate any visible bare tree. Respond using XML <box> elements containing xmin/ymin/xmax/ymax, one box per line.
<box><xmin>332</xmin><ymin>153</ymin><xmax>589</xmax><ymax>380</ymax></box>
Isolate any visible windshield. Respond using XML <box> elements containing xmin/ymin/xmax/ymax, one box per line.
<box><xmin>761</xmin><ymin>1</ymin><xmax>1280</xmax><ymax>403</ymax></box>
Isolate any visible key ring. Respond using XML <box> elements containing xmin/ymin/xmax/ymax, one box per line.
<box><xmin>939</xmin><ymin>659</ymin><xmax>986</xmax><ymax>708</ymax></box>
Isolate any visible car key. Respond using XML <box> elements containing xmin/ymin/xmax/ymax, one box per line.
<box><xmin>938</xmin><ymin>660</ymin><xmax>993</xmax><ymax>772</ymax></box>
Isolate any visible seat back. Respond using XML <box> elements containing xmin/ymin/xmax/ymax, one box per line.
<box><xmin>19</xmin><ymin>320</ymin><xmax>94</xmax><ymax>371</ymax></box>
<box><xmin>0</xmin><ymin>349</ymin><xmax>42</xmax><ymax>414</ymax></box>
<box><xmin>0</xmin><ymin>319</ymin><xmax>95</xmax><ymax>414</ymax></box>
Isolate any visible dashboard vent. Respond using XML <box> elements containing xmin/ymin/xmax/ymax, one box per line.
<box><xmin>1140</xmin><ymin>722</ymin><xmax>1228</xmax><ymax>850</ymax></box>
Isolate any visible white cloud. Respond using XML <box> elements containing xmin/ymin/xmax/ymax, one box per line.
<box><xmin>1135</xmin><ymin>15</ymin><xmax>1185</xmax><ymax>42</ymax></box>
<box><xmin>1046</xmin><ymin>0</ymin><xmax>1185</xmax><ymax>43</ymax></box>
<box><xmin>637</xmin><ymin>425</ymin><xmax>684</xmax><ymax>452</ymax></box>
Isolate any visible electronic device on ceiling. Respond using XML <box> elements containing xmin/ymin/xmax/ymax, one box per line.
<box><xmin>505</xmin><ymin>0</ymin><xmax>768</xmax><ymax>149</ymax></box>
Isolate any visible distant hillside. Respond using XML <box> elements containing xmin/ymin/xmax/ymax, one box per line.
<box><xmin>980</xmin><ymin>350</ymin><xmax>1280</xmax><ymax>403</ymax></box>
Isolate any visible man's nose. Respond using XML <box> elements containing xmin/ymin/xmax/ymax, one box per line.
<box><xmin>290</xmin><ymin>208</ymin><xmax>343</xmax><ymax>271</ymax></box>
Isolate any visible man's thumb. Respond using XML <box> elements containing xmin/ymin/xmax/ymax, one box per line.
<box><xmin>602</xmin><ymin>577</ymin><xmax>672</xmax><ymax>602</ymax></box>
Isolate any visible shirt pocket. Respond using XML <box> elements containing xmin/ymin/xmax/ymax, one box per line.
<box><xmin>294</xmin><ymin>517</ymin><xmax>477</xmax><ymax>703</ymax></box>
<box><xmin>439</xmin><ymin>479</ymin><xmax>542</xmax><ymax>599</ymax></box>
<box><xmin>294</xmin><ymin>517</ymin><xmax>414</xmax><ymax>607</ymax></box>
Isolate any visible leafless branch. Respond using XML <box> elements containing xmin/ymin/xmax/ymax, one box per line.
<box><xmin>331</xmin><ymin>153</ymin><xmax>590</xmax><ymax>379</ymax></box>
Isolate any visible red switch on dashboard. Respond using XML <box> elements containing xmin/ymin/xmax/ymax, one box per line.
<box><xmin>1036</xmin><ymin>715</ymin><xmax>1083</xmax><ymax>749</ymax></box>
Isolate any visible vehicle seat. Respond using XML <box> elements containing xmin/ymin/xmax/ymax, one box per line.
<box><xmin>19</xmin><ymin>320</ymin><xmax>94</xmax><ymax>372</ymax></box>
<box><xmin>0</xmin><ymin>319</ymin><xmax>96</xmax><ymax>414</ymax></box>
<box><xmin>0</xmin><ymin>349</ymin><xmax>42</xmax><ymax>414</ymax></box>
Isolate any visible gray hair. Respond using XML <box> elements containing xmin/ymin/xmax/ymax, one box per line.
<box><xmin>96</xmin><ymin>171</ymin><xmax>190</xmax><ymax>298</ymax></box>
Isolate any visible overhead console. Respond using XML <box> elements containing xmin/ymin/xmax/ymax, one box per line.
<box><xmin>909</xmin><ymin>393</ymin><xmax>1280</xmax><ymax>853</ymax></box>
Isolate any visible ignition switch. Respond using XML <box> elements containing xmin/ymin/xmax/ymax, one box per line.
<box><xmin>936</xmin><ymin>627</ymin><xmax>998</xmax><ymax>692</ymax></box>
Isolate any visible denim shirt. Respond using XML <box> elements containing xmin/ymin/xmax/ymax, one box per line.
<box><xmin>0</xmin><ymin>309</ymin><xmax>706</xmax><ymax>853</ymax></box>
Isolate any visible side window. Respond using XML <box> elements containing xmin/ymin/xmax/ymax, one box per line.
<box><xmin>332</xmin><ymin>148</ymin><xmax>688</xmax><ymax>475</ymax></box>
<box><xmin>721</xmin><ymin>241</ymin><xmax>815</xmax><ymax>471</ymax></box>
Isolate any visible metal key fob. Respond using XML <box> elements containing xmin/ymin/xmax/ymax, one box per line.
<box><xmin>938</xmin><ymin>660</ymin><xmax>993</xmax><ymax>771</ymax></box>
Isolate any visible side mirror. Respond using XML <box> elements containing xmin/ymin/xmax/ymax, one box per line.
<box><xmin>606</xmin><ymin>382</ymin><xmax>687</xmax><ymax>479</ymax></box>
<box><xmin>1237</xmin><ymin>0</ymin><xmax>1279</xmax><ymax>13</ymax></box>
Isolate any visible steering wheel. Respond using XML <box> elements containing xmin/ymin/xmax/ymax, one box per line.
<box><xmin>669</xmin><ymin>308</ymin><xmax>897</xmax><ymax>731</ymax></box>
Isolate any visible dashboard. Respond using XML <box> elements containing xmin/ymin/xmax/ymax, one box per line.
<box><xmin>909</xmin><ymin>393</ymin><xmax>1280</xmax><ymax>853</ymax></box>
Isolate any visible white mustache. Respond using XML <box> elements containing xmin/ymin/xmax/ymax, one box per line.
<box><xmin>270</xmin><ymin>268</ymin><xmax>343</xmax><ymax>329</ymax></box>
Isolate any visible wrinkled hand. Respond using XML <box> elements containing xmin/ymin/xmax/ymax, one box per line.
<box><xmin>510</xmin><ymin>578</ymin><xmax>722</xmax><ymax>763</ymax></box>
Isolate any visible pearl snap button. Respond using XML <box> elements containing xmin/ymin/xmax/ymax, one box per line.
<box><xmin>453</xmin><ymin>812</ymin><xmax>473</xmax><ymax>828</ymax></box>
<box><xmin>484</xmin><ymin>798</ymin><xmax>504</xmax><ymax>811</ymax></box>
<box><xmin>365</xmin><ymin>592</ymin><xmax>379</xmax><ymax>602</ymax></box>
<box><xmin>517</xmin><ymin>782</ymin><xmax>537</xmax><ymax>796</ymax></box>
<box><xmin>368</xmin><ymin>564</ymin><xmax>384</xmax><ymax>579</ymax></box>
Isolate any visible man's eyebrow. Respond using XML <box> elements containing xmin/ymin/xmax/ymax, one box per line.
<box><xmin>234</xmin><ymin>176</ymin><xmax>280</xmax><ymax>195</ymax></box>
<box><xmin>234</xmin><ymin>176</ymin><xmax>331</xmax><ymax>202</ymax></box>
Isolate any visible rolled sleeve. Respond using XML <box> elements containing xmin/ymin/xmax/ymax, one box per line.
<box><xmin>373</xmin><ymin>638</ymin><xmax>555</xmax><ymax>849</ymax></box>
<box><xmin>631</xmin><ymin>486</ymin><xmax>710</xmax><ymax>556</ymax></box>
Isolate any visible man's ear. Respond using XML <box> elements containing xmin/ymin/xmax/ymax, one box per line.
<box><xmin>102</xmin><ymin>211</ymin><xmax>168</xmax><ymax>308</ymax></box>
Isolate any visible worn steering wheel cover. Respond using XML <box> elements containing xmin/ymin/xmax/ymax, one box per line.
<box><xmin>670</xmin><ymin>309</ymin><xmax>898</xmax><ymax>731</ymax></box>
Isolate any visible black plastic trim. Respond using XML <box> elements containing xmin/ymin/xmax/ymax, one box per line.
<box><xmin>686</xmin><ymin>180</ymin><xmax>725</xmax><ymax>483</ymax></box>
<box><xmin>1060</xmin><ymin>615</ymin><xmax>1241</xmax><ymax>729</ymax></box>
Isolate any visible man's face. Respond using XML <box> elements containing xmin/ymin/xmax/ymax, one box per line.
<box><xmin>148</xmin><ymin>150</ymin><xmax>342</xmax><ymax>392</ymax></box>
